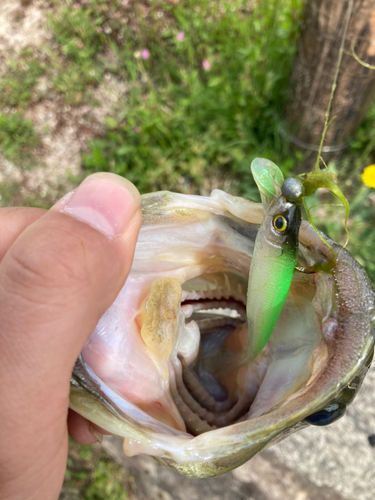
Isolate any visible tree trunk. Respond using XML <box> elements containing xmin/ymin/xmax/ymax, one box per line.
<box><xmin>285</xmin><ymin>0</ymin><xmax>375</xmax><ymax>170</ymax></box>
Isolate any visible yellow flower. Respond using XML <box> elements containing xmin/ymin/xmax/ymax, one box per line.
<box><xmin>362</xmin><ymin>165</ymin><xmax>375</xmax><ymax>188</ymax></box>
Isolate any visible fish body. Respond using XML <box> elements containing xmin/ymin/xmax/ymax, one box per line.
<box><xmin>70</xmin><ymin>189</ymin><xmax>375</xmax><ymax>478</ymax></box>
<box><xmin>245</xmin><ymin>158</ymin><xmax>304</xmax><ymax>360</ymax></box>
<box><xmin>246</xmin><ymin>192</ymin><xmax>302</xmax><ymax>359</ymax></box>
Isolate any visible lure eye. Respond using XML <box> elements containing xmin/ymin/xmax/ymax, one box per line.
<box><xmin>273</xmin><ymin>215</ymin><xmax>287</xmax><ymax>232</ymax></box>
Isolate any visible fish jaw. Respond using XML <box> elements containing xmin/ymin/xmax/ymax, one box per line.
<box><xmin>70</xmin><ymin>190</ymin><xmax>375</xmax><ymax>478</ymax></box>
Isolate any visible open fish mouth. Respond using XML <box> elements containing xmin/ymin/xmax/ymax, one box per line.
<box><xmin>70</xmin><ymin>190</ymin><xmax>375</xmax><ymax>477</ymax></box>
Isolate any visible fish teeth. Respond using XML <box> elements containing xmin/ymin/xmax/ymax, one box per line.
<box><xmin>181</xmin><ymin>272</ymin><xmax>248</xmax><ymax>313</ymax></box>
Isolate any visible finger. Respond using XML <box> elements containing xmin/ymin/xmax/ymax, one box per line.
<box><xmin>0</xmin><ymin>207</ymin><xmax>46</xmax><ymax>262</ymax></box>
<box><xmin>0</xmin><ymin>173</ymin><xmax>141</xmax><ymax>390</ymax></box>
<box><xmin>0</xmin><ymin>208</ymin><xmax>110</xmax><ymax>448</ymax></box>
<box><xmin>0</xmin><ymin>173</ymin><xmax>142</xmax><ymax>499</ymax></box>
<box><xmin>67</xmin><ymin>410</ymin><xmax>111</xmax><ymax>445</ymax></box>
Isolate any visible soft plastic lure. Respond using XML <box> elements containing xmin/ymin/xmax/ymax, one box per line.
<box><xmin>219</xmin><ymin>158</ymin><xmax>347</xmax><ymax>368</ymax></box>
<box><xmin>245</xmin><ymin>158</ymin><xmax>303</xmax><ymax>359</ymax></box>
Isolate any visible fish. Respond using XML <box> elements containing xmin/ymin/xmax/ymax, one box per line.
<box><xmin>70</xmin><ymin>167</ymin><xmax>375</xmax><ymax>478</ymax></box>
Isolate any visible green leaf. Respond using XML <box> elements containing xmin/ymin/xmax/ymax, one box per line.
<box><xmin>208</xmin><ymin>76</ymin><xmax>222</xmax><ymax>87</ymax></box>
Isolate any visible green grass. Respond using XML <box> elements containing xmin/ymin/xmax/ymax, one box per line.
<box><xmin>61</xmin><ymin>440</ymin><xmax>129</xmax><ymax>500</ymax></box>
<box><xmin>0</xmin><ymin>112</ymin><xmax>40</xmax><ymax>164</ymax></box>
<box><xmin>0</xmin><ymin>47</ymin><xmax>45</xmax><ymax>165</ymax></box>
<box><xmin>43</xmin><ymin>0</ymin><xmax>305</xmax><ymax>194</ymax></box>
<box><xmin>49</xmin><ymin>0</ymin><xmax>110</xmax><ymax>103</ymax></box>
<box><xmin>58</xmin><ymin>0</ymin><xmax>373</xmax><ymax>275</ymax></box>
<box><xmin>76</xmin><ymin>0</ymin><xmax>304</xmax><ymax>195</ymax></box>
<box><xmin>0</xmin><ymin>47</ymin><xmax>46</xmax><ymax>109</ymax></box>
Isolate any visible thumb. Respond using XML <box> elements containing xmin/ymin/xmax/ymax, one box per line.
<box><xmin>0</xmin><ymin>173</ymin><xmax>141</xmax><ymax>500</ymax></box>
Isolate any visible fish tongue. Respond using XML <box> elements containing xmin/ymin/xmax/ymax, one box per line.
<box><xmin>141</xmin><ymin>277</ymin><xmax>183</xmax><ymax>366</ymax></box>
<box><xmin>141</xmin><ymin>277</ymin><xmax>186</xmax><ymax>430</ymax></box>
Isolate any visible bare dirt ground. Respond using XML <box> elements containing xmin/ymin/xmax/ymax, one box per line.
<box><xmin>2</xmin><ymin>2</ymin><xmax>375</xmax><ymax>500</ymax></box>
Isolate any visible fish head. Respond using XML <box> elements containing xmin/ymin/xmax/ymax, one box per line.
<box><xmin>70</xmin><ymin>189</ymin><xmax>375</xmax><ymax>478</ymax></box>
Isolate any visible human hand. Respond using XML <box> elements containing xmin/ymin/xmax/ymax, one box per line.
<box><xmin>0</xmin><ymin>173</ymin><xmax>142</xmax><ymax>500</ymax></box>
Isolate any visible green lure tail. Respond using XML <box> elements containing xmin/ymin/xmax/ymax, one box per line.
<box><xmin>250</xmin><ymin>158</ymin><xmax>284</xmax><ymax>205</ymax></box>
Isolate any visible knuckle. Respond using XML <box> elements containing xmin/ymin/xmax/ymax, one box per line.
<box><xmin>3</xmin><ymin>223</ymin><xmax>96</xmax><ymax>304</ymax></box>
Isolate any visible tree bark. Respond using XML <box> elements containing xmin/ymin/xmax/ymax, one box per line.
<box><xmin>285</xmin><ymin>0</ymin><xmax>375</xmax><ymax>169</ymax></box>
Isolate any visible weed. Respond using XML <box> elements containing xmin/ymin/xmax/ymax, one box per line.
<box><xmin>0</xmin><ymin>182</ymin><xmax>47</xmax><ymax>208</ymax></box>
<box><xmin>0</xmin><ymin>48</ymin><xmax>46</xmax><ymax>110</ymax></box>
<box><xmin>49</xmin><ymin>0</ymin><xmax>119</xmax><ymax>103</ymax></box>
<box><xmin>0</xmin><ymin>112</ymin><xmax>40</xmax><ymax>164</ymax></box>
<box><xmin>61</xmin><ymin>440</ymin><xmax>129</xmax><ymax>500</ymax></box>
<box><xmin>0</xmin><ymin>48</ymin><xmax>45</xmax><ymax>166</ymax></box>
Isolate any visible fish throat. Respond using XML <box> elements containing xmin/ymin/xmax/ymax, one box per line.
<box><xmin>175</xmin><ymin>271</ymin><xmax>249</xmax><ymax>434</ymax></box>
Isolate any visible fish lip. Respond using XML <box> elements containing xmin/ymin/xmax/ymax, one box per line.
<box><xmin>70</xmin><ymin>190</ymin><xmax>375</xmax><ymax>476</ymax></box>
